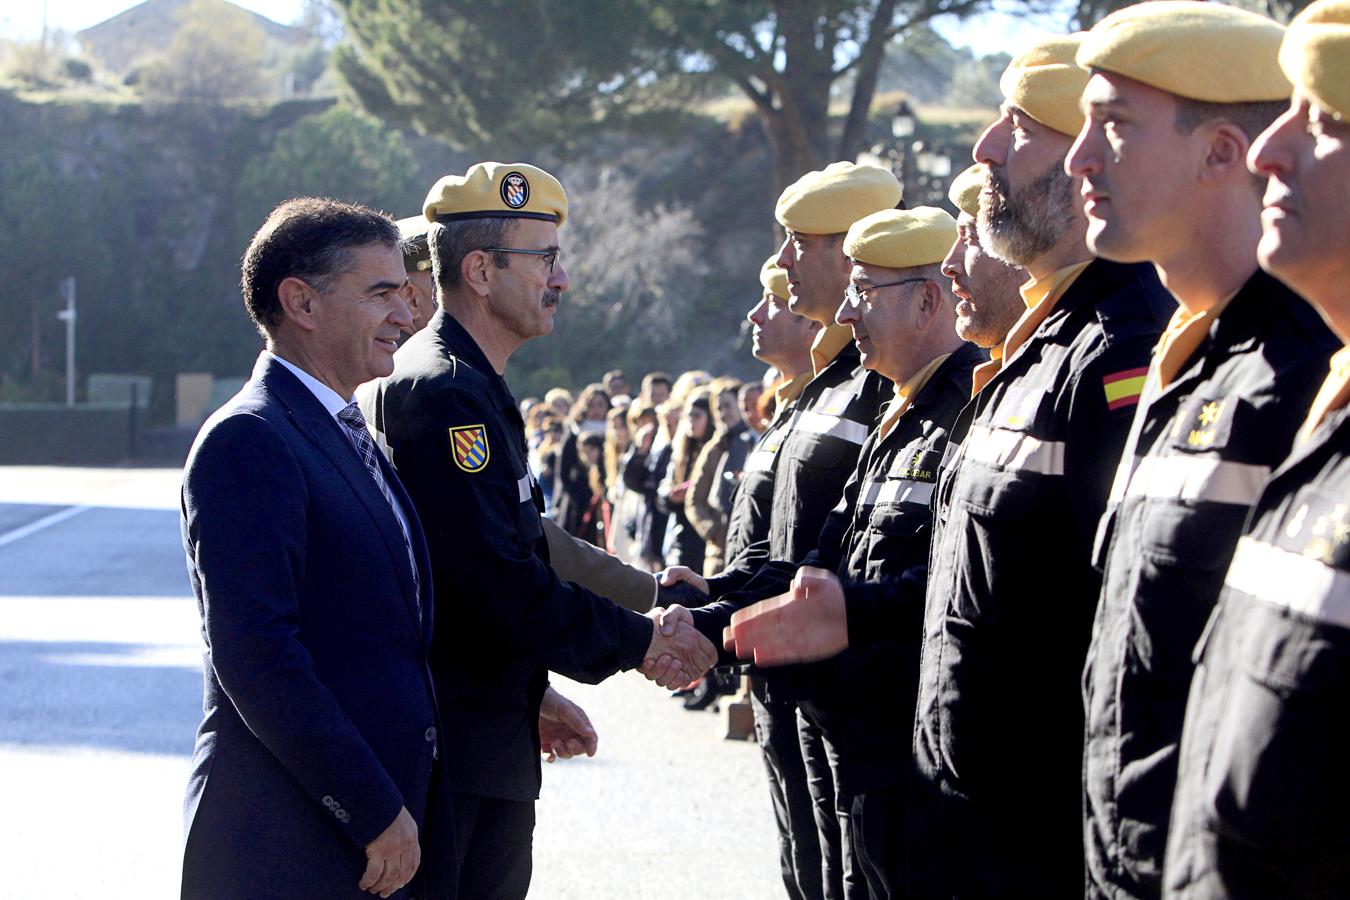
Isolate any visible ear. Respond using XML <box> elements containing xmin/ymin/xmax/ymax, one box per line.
<box><xmin>461</xmin><ymin>250</ymin><xmax>494</xmax><ymax>298</ymax></box>
<box><xmin>1201</xmin><ymin>122</ymin><xmax>1252</xmax><ymax>184</ymax></box>
<box><xmin>276</xmin><ymin>276</ymin><xmax>319</xmax><ymax>333</ymax></box>
<box><xmin>917</xmin><ymin>280</ymin><xmax>943</xmax><ymax>324</ymax></box>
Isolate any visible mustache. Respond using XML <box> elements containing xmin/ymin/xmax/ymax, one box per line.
<box><xmin>542</xmin><ymin>290</ymin><xmax>562</xmax><ymax>308</ymax></box>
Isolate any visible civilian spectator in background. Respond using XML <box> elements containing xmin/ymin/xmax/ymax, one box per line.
<box><xmin>740</xmin><ymin>381</ymin><xmax>767</xmax><ymax>434</ymax></box>
<box><xmin>686</xmin><ymin>377</ymin><xmax>747</xmax><ymax>577</ymax></box>
<box><xmin>659</xmin><ymin>387</ymin><xmax>714</xmax><ymax>574</ymax></box>
<box><xmin>603</xmin><ymin>369</ymin><xmax>630</xmax><ymax>401</ymax></box>
<box><xmin>552</xmin><ymin>384</ymin><xmax>612</xmax><ymax>539</ymax></box>
<box><xmin>639</xmin><ymin>372</ymin><xmax>672</xmax><ymax>409</ymax></box>
<box><xmin>545</xmin><ymin>387</ymin><xmax>573</xmax><ymax>419</ymax></box>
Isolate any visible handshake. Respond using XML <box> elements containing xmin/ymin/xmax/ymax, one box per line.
<box><xmin>638</xmin><ymin>605</ymin><xmax>718</xmax><ymax>688</ymax></box>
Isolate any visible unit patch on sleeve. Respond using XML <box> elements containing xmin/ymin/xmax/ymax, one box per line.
<box><xmin>1103</xmin><ymin>367</ymin><xmax>1149</xmax><ymax>411</ymax></box>
<box><xmin>450</xmin><ymin>424</ymin><xmax>491</xmax><ymax>473</ymax></box>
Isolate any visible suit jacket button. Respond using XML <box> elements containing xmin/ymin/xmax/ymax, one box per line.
<box><xmin>322</xmin><ymin>796</ymin><xmax>335</xmax><ymax>808</ymax></box>
<box><xmin>425</xmin><ymin>727</ymin><xmax>437</xmax><ymax>742</ymax></box>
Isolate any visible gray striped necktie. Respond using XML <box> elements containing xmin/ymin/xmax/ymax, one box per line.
<box><xmin>336</xmin><ymin>403</ymin><xmax>420</xmax><ymax>618</ymax></box>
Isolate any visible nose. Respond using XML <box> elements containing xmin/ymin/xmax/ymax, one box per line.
<box><xmin>973</xmin><ymin>116</ymin><xmax>1010</xmax><ymax>169</ymax></box>
<box><xmin>774</xmin><ymin>235</ymin><xmax>793</xmax><ymax>270</ymax></box>
<box><xmin>1248</xmin><ymin>104</ymin><xmax>1299</xmax><ymax>178</ymax></box>
<box><xmin>390</xmin><ymin>285</ymin><xmax>413</xmax><ymax>329</ymax></box>
<box><xmin>747</xmin><ymin>296</ymin><xmax>769</xmax><ymax>326</ymax></box>
<box><xmin>1065</xmin><ymin>120</ymin><xmax>1100</xmax><ymax>180</ymax></box>
<box><xmin>836</xmin><ymin>291</ymin><xmax>860</xmax><ymax>326</ymax></box>
<box><xmin>941</xmin><ymin>238</ymin><xmax>963</xmax><ymax>281</ymax></box>
<box><xmin>549</xmin><ymin>259</ymin><xmax>571</xmax><ymax>292</ymax></box>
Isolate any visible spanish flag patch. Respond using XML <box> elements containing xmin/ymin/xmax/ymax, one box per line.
<box><xmin>1103</xmin><ymin>367</ymin><xmax>1149</xmax><ymax>411</ymax></box>
<box><xmin>450</xmin><ymin>424</ymin><xmax>490</xmax><ymax>473</ymax></box>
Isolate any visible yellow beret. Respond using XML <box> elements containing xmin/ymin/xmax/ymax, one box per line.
<box><xmin>423</xmin><ymin>162</ymin><xmax>568</xmax><ymax>227</ymax></box>
<box><xmin>1281</xmin><ymin>0</ymin><xmax>1350</xmax><ymax>120</ymax></box>
<box><xmin>1079</xmin><ymin>2</ymin><xmax>1289</xmax><ymax>103</ymax></box>
<box><xmin>948</xmin><ymin>164</ymin><xmax>986</xmax><ymax>218</ymax></box>
<box><xmin>1000</xmin><ymin>34</ymin><xmax>1091</xmax><ymax>136</ymax></box>
<box><xmin>760</xmin><ymin>255</ymin><xmax>789</xmax><ymax>300</ymax></box>
<box><xmin>843</xmin><ymin>206</ymin><xmax>958</xmax><ymax>270</ymax></box>
<box><xmin>396</xmin><ymin>215</ymin><xmax>431</xmax><ymax>272</ymax></box>
<box><xmin>775</xmin><ymin>161</ymin><xmax>902</xmax><ymax>235</ymax></box>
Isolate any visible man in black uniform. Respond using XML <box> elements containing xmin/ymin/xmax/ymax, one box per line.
<box><xmin>1065</xmin><ymin>7</ymin><xmax>1337</xmax><ymax>898</ymax></box>
<box><xmin>667</xmin><ymin>161</ymin><xmax>899</xmax><ymax>900</ymax></box>
<box><xmin>358</xmin><ymin>162</ymin><xmax>717</xmax><ymax>900</ymax></box>
<box><xmin>713</xmin><ymin>206</ymin><xmax>979</xmax><ymax>899</ymax></box>
<box><xmin>901</xmin><ymin>35</ymin><xmax>1172</xmax><ymax>895</ymax></box>
<box><xmin>1166</xmin><ymin>3</ymin><xmax>1350</xmax><ymax>895</ymax></box>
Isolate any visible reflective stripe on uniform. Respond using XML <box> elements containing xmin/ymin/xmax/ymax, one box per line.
<box><xmin>517</xmin><ymin>473</ymin><xmax>532</xmax><ymax>503</ymax></box>
<box><xmin>962</xmin><ymin>424</ymin><xmax>1065</xmax><ymax>476</ymax></box>
<box><xmin>1123</xmin><ymin>455</ymin><xmax>1269</xmax><ymax>506</ymax></box>
<box><xmin>1225</xmin><ymin>536</ymin><xmax>1350</xmax><ymax>629</ymax></box>
<box><xmin>859</xmin><ymin>478</ymin><xmax>935</xmax><ymax>509</ymax></box>
<box><xmin>795</xmin><ymin>410</ymin><xmax>870</xmax><ymax>446</ymax></box>
<box><xmin>745</xmin><ymin>447</ymin><xmax>778</xmax><ymax>473</ymax></box>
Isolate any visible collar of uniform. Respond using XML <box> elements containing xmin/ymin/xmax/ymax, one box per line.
<box><xmin>877</xmin><ymin>351</ymin><xmax>952</xmax><ymax>440</ymax></box>
<box><xmin>773</xmin><ymin>371</ymin><xmax>813</xmax><ymax>418</ymax></box>
<box><xmin>1019</xmin><ymin>259</ymin><xmax>1093</xmax><ymax>311</ymax></box>
<box><xmin>433</xmin><ymin>309</ymin><xmax>516</xmax><ymax>409</ymax></box>
<box><xmin>1298</xmin><ymin>345</ymin><xmax>1350</xmax><ymax>445</ymax></box>
<box><xmin>810</xmin><ymin>322</ymin><xmax>855</xmax><ymax>376</ymax></box>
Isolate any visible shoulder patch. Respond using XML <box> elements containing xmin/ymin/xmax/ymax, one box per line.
<box><xmin>450</xmin><ymin>424</ymin><xmax>490</xmax><ymax>473</ymax></box>
<box><xmin>1103</xmin><ymin>367</ymin><xmax>1149</xmax><ymax>411</ymax></box>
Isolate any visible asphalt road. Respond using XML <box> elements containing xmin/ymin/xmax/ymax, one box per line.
<box><xmin>0</xmin><ymin>466</ymin><xmax>782</xmax><ymax>899</ymax></box>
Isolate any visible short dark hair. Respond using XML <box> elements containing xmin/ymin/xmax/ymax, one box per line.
<box><xmin>241</xmin><ymin>197</ymin><xmax>399</xmax><ymax>337</ymax></box>
<box><xmin>1174</xmin><ymin>98</ymin><xmax>1286</xmax><ymax>142</ymax></box>
<box><xmin>428</xmin><ymin>217</ymin><xmax>513</xmax><ymax>295</ymax></box>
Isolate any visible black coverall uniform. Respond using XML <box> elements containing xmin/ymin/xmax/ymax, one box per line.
<box><xmin>1165</xmin><ymin>374</ymin><xmax>1350</xmax><ymax>900</ymax></box>
<box><xmin>1083</xmin><ymin>272</ymin><xmax>1336</xmax><ymax>900</ymax></box>
<box><xmin>359</xmin><ymin>310</ymin><xmax>654</xmax><ymax>900</ymax></box>
<box><xmin>906</xmin><ymin>259</ymin><xmax>1172</xmax><ymax>896</ymax></box>
<box><xmin>701</xmin><ymin>343</ymin><xmax>983</xmax><ymax>899</ymax></box>
<box><xmin>697</xmin><ymin>338</ymin><xmax>890</xmax><ymax>900</ymax></box>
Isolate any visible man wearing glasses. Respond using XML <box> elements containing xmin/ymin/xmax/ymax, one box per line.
<box><xmin>358</xmin><ymin>162</ymin><xmax>717</xmax><ymax>900</ymax></box>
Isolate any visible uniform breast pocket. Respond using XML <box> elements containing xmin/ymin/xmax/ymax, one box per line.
<box><xmin>1203</xmin><ymin>595</ymin><xmax>1350</xmax><ymax>853</ymax></box>
<box><xmin>790</xmin><ymin>429</ymin><xmax>855</xmax><ymax>473</ymax></box>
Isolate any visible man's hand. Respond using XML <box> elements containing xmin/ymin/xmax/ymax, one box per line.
<box><xmin>725</xmin><ymin>566</ymin><xmax>849</xmax><ymax>666</ymax></box>
<box><xmin>539</xmin><ymin>685</ymin><xmax>598</xmax><ymax>762</ymax></box>
<box><xmin>659</xmin><ymin>565</ymin><xmax>709</xmax><ymax>596</ymax></box>
<box><xmin>639</xmin><ymin>604</ymin><xmax>718</xmax><ymax>688</ymax></box>
<box><xmin>360</xmin><ymin>806</ymin><xmax>420</xmax><ymax>898</ymax></box>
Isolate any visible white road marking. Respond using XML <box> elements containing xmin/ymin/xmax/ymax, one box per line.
<box><xmin>0</xmin><ymin>505</ymin><xmax>92</xmax><ymax>548</ymax></box>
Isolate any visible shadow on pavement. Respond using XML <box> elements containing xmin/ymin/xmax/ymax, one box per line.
<box><xmin>0</xmin><ymin>639</ymin><xmax>201</xmax><ymax>756</ymax></box>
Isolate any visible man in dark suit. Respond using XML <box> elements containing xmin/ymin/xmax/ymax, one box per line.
<box><xmin>180</xmin><ymin>197</ymin><xmax>451</xmax><ymax>899</ymax></box>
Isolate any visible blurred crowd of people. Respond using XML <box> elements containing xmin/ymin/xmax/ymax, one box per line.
<box><xmin>524</xmin><ymin>368</ymin><xmax>773</xmax><ymax>577</ymax></box>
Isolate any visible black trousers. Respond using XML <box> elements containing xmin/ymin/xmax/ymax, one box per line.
<box><xmin>752</xmin><ymin>685</ymin><xmax>824</xmax><ymax>900</ymax></box>
<box><xmin>797</xmin><ymin>706</ymin><xmax>853</xmax><ymax>900</ymax></box>
<box><xmin>450</xmin><ymin>793</ymin><xmax>535</xmax><ymax>900</ymax></box>
<box><xmin>850</xmin><ymin>789</ymin><xmax>905</xmax><ymax>899</ymax></box>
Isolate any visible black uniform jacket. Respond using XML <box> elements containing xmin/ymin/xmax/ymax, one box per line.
<box><xmin>694</xmin><ymin>342</ymin><xmax>889</xmax><ymax>681</ymax></box>
<box><xmin>1164</xmin><ymin>400</ymin><xmax>1350</xmax><ymax>900</ymax></box>
<box><xmin>906</xmin><ymin>259</ymin><xmax>1172</xmax><ymax>897</ymax></box>
<box><xmin>708</xmin><ymin>344</ymin><xmax>982</xmax><ymax>795</ymax></box>
<box><xmin>1084</xmin><ymin>272</ymin><xmax>1336</xmax><ymax>899</ymax></box>
<box><xmin>719</xmin><ymin>396</ymin><xmax>799</xmax><ymax>577</ymax></box>
<box><xmin>359</xmin><ymin>310</ymin><xmax>652</xmax><ymax>802</ymax></box>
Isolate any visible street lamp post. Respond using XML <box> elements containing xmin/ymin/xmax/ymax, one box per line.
<box><xmin>55</xmin><ymin>276</ymin><xmax>76</xmax><ymax>407</ymax></box>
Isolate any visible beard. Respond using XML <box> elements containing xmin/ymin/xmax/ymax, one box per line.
<box><xmin>978</xmin><ymin>159</ymin><xmax>1075</xmax><ymax>267</ymax></box>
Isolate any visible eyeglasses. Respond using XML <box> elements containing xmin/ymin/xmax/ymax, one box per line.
<box><xmin>482</xmin><ymin>247</ymin><xmax>562</xmax><ymax>272</ymax></box>
<box><xmin>843</xmin><ymin>276</ymin><xmax>928</xmax><ymax>306</ymax></box>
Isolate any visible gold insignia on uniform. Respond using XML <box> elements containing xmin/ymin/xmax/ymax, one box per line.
<box><xmin>1198</xmin><ymin>401</ymin><xmax>1223</xmax><ymax>427</ymax></box>
<box><xmin>450</xmin><ymin>424</ymin><xmax>490</xmax><ymax>473</ymax></box>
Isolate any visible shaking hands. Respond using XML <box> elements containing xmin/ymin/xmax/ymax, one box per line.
<box><xmin>639</xmin><ymin>604</ymin><xmax>718</xmax><ymax>688</ymax></box>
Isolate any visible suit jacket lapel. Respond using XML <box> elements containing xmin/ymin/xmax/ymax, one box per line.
<box><xmin>257</xmin><ymin>355</ymin><xmax>422</xmax><ymax>636</ymax></box>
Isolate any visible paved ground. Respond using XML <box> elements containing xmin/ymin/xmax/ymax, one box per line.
<box><xmin>0</xmin><ymin>466</ymin><xmax>783</xmax><ymax>899</ymax></box>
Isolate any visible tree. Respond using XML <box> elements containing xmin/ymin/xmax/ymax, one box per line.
<box><xmin>139</xmin><ymin>0</ymin><xmax>266</xmax><ymax>103</ymax></box>
<box><xmin>335</xmin><ymin>0</ymin><xmax>1001</xmax><ymax>191</ymax></box>
<box><xmin>234</xmin><ymin>103</ymin><xmax>423</xmax><ymax>248</ymax></box>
